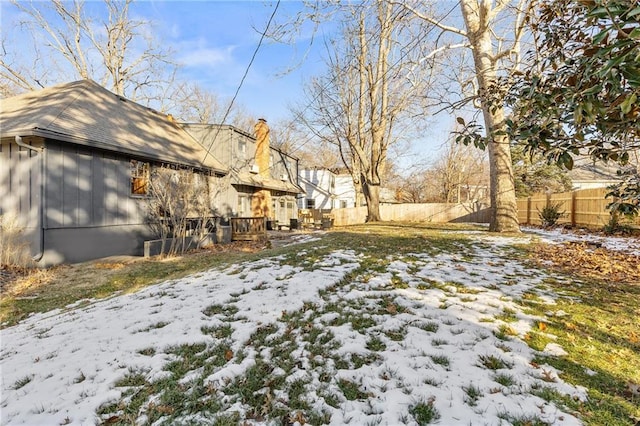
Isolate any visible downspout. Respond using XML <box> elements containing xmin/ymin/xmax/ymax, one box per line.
<box><xmin>15</xmin><ymin>136</ymin><xmax>45</xmax><ymax>262</ymax></box>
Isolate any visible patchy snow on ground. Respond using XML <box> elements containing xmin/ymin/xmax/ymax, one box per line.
<box><xmin>0</xmin><ymin>228</ymin><xmax>607</xmax><ymax>425</ymax></box>
<box><xmin>1</xmin><ymin>250</ymin><xmax>359</xmax><ymax>425</ymax></box>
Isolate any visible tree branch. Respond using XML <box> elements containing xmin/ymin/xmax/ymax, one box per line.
<box><xmin>393</xmin><ymin>1</ymin><xmax>467</xmax><ymax>37</ymax></box>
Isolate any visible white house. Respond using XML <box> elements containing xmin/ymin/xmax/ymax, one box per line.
<box><xmin>569</xmin><ymin>157</ymin><xmax>620</xmax><ymax>190</ymax></box>
<box><xmin>298</xmin><ymin>168</ymin><xmax>359</xmax><ymax>209</ymax></box>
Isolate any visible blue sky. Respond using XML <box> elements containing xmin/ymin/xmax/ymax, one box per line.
<box><xmin>136</xmin><ymin>1</ymin><xmax>327</xmax><ymax>123</ymax></box>
<box><xmin>0</xmin><ymin>0</ymin><xmax>457</xmax><ymax>168</ymax></box>
<box><xmin>0</xmin><ymin>0</ymin><xmax>326</xmax><ymax>122</ymax></box>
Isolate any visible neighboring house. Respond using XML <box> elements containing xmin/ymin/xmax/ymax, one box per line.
<box><xmin>298</xmin><ymin>168</ymin><xmax>398</xmax><ymax>209</ymax></box>
<box><xmin>298</xmin><ymin>168</ymin><xmax>338</xmax><ymax>209</ymax></box>
<box><xmin>335</xmin><ymin>173</ymin><xmax>360</xmax><ymax>208</ymax></box>
<box><xmin>0</xmin><ymin>80</ymin><xmax>227</xmax><ymax>266</ymax></box>
<box><xmin>182</xmin><ymin>121</ymin><xmax>302</xmax><ymax>227</ymax></box>
<box><xmin>298</xmin><ymin>168</ymin><xmax>359</xmax><ymax>209</ymax></box>
<box><xmin>569</xmin><ymin>157</ymin><xmax>621</xmax><ymax>190</ymax></box>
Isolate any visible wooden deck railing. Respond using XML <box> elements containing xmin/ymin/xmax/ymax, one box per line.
<box><xmin>298</xmin><ymin>209</ymin><xmax>334</xmax><ymax>229</ymax></box>
<box><xmin>230</xmin><ymin>217</ymin><xmax>267</xmax><ymax>241</ymax></box>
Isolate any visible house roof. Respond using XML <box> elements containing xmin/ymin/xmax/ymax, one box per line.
<box><xmin>181</xmin><ymin>122</ymin><xmax>303</xmax><ymax>194</ymax></box>
<box><xmin>569</xmin><ymin>157</ymin><xmax>620</xmax><ymax>183</ymax></box>
<box><xmin>234</xmin><ymin>171</ymin><xmax>303</xmax><ymax>194</ymax></box>
<box><xmin>182</xmin><ymin>122</ymin><xmax>300</xmax><ymax>161</ymax></box>
<box><xmin>0</xmin><ymin>80</ymin><xmax>226</xmax><ymax>174</ymax></box>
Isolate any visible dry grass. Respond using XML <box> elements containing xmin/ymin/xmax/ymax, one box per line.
<box><xmin>523</xmin><ymin>241</ymin><xmax>640</xmax><ymax>425</ymax></box>
<box><xmin>0</xmin><ymin>238</ymin><xmax>282</xmax><ymax>327</ymax></box>
<box><xmin>0</xmin><ymin>214</ymin><xmax>35</xmax><ymax>270</ymax></box>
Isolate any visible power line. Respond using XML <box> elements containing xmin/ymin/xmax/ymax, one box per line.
<box><xmin>201</xmin><ymin>1</ymin><xmax>459</xmax><ymax>182</ymax></box>
<box><xmin>201</xmin><ymin>0</ymin><xmax>281</xmax><ymax>166</ymax></box>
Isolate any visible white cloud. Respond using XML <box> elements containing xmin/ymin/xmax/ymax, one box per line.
<box><xmin>177</xmin><ymin>43</ymin><xmax>237</xmax><ymax>69</ymax></box>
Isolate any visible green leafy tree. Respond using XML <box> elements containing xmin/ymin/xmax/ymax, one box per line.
<box><xmin>507</xmin><ymin>0</ymin><xmax>640</xmax><ymax>214</ymax></box>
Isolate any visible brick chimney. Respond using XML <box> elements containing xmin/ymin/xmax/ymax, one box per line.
<box><xmin>254</xmin><ymin>118</ymin><xmax>270</xmax><ymax>178</ymax></box>
<box><xmin>252</xmin><ymin>118</ymin><xmax>272</xmax><ymax>219</ymax></box>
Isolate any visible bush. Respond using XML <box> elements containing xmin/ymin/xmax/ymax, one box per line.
<box><xmin>603</xmin><ymin>211</ymin><xmax>634</xmax><ymax>235</ymax></box>
<box><xmin>0</xmin><ymin>215</ymin><xmax>34</xmax><ymax>269</ymax></box>
<box><xmin>538</xmin><ymin>202</ymin><xmax>566</xmax><ymax>227</ymax></box>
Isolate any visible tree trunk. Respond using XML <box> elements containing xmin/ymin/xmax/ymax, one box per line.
<box><xmin>483</xmin><ymin>108</ymin><xmax>520</xmax><ymax>232</ymax></box>
<box><xmin>460</xmin><ymin>0</ymin><xmax>520</xmax><ymax>233</ymax></box>
<box><xmin>363</xmin><ymin>181</ymin><xmax>381</xmax><ymax>222</ymax></box>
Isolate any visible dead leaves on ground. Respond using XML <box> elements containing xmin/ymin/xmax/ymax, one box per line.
<box><xmin>204</xmin><ymin>240</ymin><xmax>270</xmax><ymax>254</ymax></box>
<box><xmin>94</xmin><ymin>262</ymin><xmax>126</xmax><ymax>270</ymax></box>
<box><xmin>2</xmin><ymin>266</ymin><xmax>67</xmax><ymax>297</ymax></box>
<box><xmin>531</xmin><ymin>241</ymin><xmax>640</xmax><ymax>284</ymax></box>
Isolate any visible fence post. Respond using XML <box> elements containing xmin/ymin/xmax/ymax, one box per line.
<box><xmin>527</xmin><ymin>197</ymin><xmax>532</xmax><ymax>225</ymax></box>
<box><xmin>571</xmin><ymin>191</ymin><xmax>577</xmax><ymax>227</ymax></box>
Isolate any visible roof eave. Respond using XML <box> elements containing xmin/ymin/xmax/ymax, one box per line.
<box><xmin>232</xmin><ymin>175</ymin><xmax>303</xmax><ymax>194</ymax></box>
<box><xmin>2</xmin><ymin>127</ymin><xmax>228</xmax><ymax>176</ymax></box>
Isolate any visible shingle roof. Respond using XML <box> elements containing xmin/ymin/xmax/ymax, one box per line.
<box><xmin>569</xmin><ymin>157</ymin><xmax>620</xmax><ymax>182</ymax></box>
<box><xmin>234</xmin><ymin>171</ymin><xmax>303</xmax><ymax>194</ymax></box>
<box><xmin>0</xmin><ymin>80</ymin><xmax>226</xmax><ymax>173</ymax></box>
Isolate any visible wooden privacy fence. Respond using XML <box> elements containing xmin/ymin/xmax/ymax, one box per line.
<box><xmin>331</xmin><ymin>202</ymin><xmax>491</xmax><ymax>227</ymax></box>
<box><xmin>517</xmin><ymin>188</ymin><xmax>640</xmax><ymax>228</ymax></box>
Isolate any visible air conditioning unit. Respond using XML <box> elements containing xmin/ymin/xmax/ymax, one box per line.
<box><xmin>250</xmin><ymin>164</ymin><xmax>259</xmax><ymax>174</ymax></box>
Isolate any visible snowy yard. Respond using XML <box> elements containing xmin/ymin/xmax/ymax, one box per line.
<box><xmin>1</xmin><ymin>225</ymin><xmax>639</xmax><ymax>425</ymax></box>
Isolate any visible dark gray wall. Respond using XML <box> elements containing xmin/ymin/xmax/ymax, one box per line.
<box><xmin>39</xmin><ymin>140</ymin><xmax>150</xmax><ymax>265</ymax></box>
<box><xmin>0</xmin><ymin>137</ymin><xmax>43</xmax><ymax>253</ymax></box>
<box><xmin>45</xmin><ymin>140</ymin><xmax>146</xmax><ymax>228</ymax></box>
<box><xmin>1</xmin><ymin>138</ymin><xmax>154</xmax><ymax>265</ymax></box>
<box><xmin>42</xmin><ymin>224</ymin><xmax>153</xmax><ymax>266</ymax></box>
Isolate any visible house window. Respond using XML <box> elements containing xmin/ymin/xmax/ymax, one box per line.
<box><xmin>130</xmin><ymin>160</ymin><xmax>150</xmax><ymax>195</ymax></box>
<box><xmin>238</xmin><ymin>140</ymin><xmax>246</xmax><ymax>158</ymax></box>
<box><xmin>340</xmin><ymin>200</ymin><xmax>347</xmax><ymax>209</ymax></box>
<box><xmin>306</xmin><ymin>199</ymin><xmax>315</xmax><ymax>209</ymax></box>
<box><xmin>238</xmin><ymin>194</ymin><xmax>250</xmax><ymax>216</ymax></box>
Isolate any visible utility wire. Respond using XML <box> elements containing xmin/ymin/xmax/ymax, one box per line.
<box><xmin>201</xmin><ymin>1</ymin><xmax>459</xmax><ymax>183</ymax></box>
<box><xmin>201</xmin><ymin>0</ymin><xmax>281</xmax><ymax>166</ymax></box>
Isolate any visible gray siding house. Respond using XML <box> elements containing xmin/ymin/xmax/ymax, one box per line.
<box><xmin>0</xmin><ymin>80</ymin><xmax>227</xmax><ymax>266</ymax></box>
<box><xmin>183</xmin><ymin>122</ymin><xmax>302</xmax><ymax>227</ymax></box>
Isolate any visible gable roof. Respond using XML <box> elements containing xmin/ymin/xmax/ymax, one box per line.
<box><xmin>182</xmin><ymin>122</ymin><xmax>303</xmax><ymax>194</ymax></box>
<box><xmin>233</xmin><ymin>171</ymin><xmax>303</xmax><ymax>194</ymax></box>
<box><xmin>183</xmin><ymin>122</ymin><xmax>300</xmax><ymax>161</ymax></box>
<box><xmin>569</xmin><ymin>157</ymin><xmax>620</xmax><ymax>183</ymax></box>
<box><xmin>0</xmin><ymin>80</ymin><xmax>226</xmax><ymax>173</ymax></box>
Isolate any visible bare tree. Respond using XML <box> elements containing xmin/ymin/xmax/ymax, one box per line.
<box><xmin>2</xmin><ymin>0</ymin><xmax>176</xmax><ymax>104</ymax></box>
<box><xmin>167</xmin><ymin>82</ymin><xmax>257</xmax><ymax>130</ymax></box>
<box><xmin>146</xmin><ymin>166</ymin><xmax>219</xmax><ymax>257</ymax></box>
<box><xmin>298</xmin><ymin>1</ymin><xmax>434</xmax><ymax>221</ymax></box>
<box><xmin>431</xmin><ymin>138</ymin><xmax>489</xmax><ymax>203</ymax></box>
<box><xmin>399</xmin><ymin>0</ymin><xmax>534</xmax><ymax>232</ymax></box>
<box><xmin>275</xmin><ymin>115</ymin><xmax>344</xmax><ymax>170</ymax></box>
<box><xmin>389</xmin><ymin>137</ymin><xmax>488</xmax><ymax>204</ymax></box>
